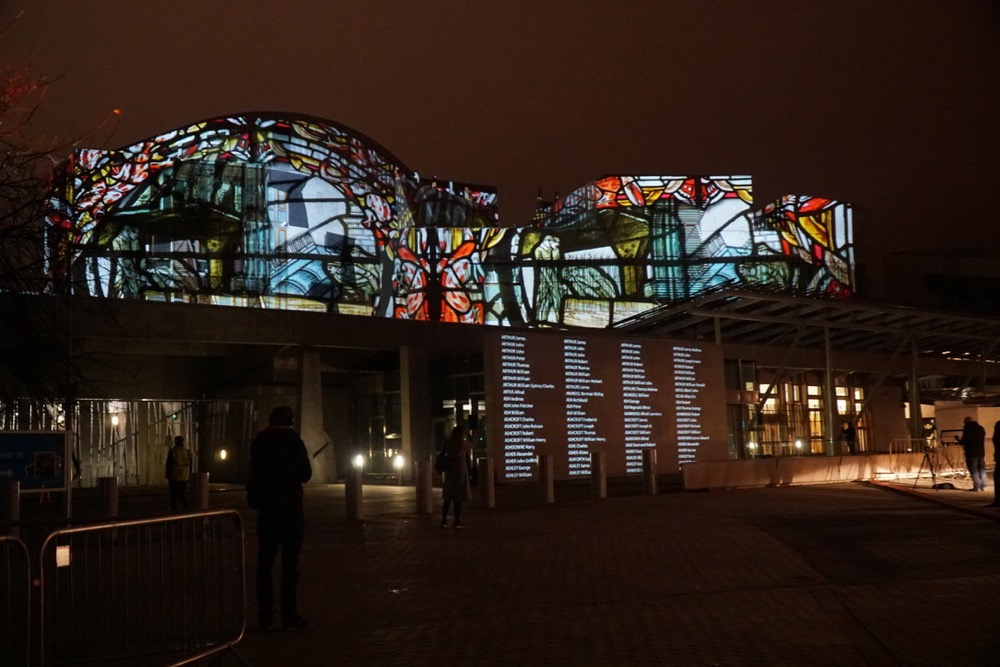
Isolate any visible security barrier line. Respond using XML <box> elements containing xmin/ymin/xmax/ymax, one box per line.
<box><xmin>38</xmin><ymin>510</ymin><xmax>246</xmax><ymax>667</ymax></box>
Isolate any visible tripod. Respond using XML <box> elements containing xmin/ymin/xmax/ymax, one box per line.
<box><xmin>913</xmin><ymin>442</ymin><xmax>965</xmax><ymax>490</ymax></box>
<box><xmin>913</xmin><ymin>444</ymin><xmax>939</xmax><ymax>489</ymax></box>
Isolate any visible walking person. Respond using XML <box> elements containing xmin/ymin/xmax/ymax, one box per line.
<box><xmin>247</xmin><ymin>405</ymin><xmax>313</xmax><ymax>631</ymax></box>
<box><xmin>956</xmin><ymin>416</ymin><xmax>988</xmax><ymax>492</ymax></box>
<box><xmin>165</xmin><ymin>435</ymin><xmax>192</xmax><ymax>511</ymax></box>
<box><xmin>440</xmin><ymin>424</ymin><xmax>473</xmax><ymax>528</ymax></box>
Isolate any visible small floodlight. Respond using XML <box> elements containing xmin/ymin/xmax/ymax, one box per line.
<box><xmin>111</xmin><ymin>415</ymin><xmax>119</xmax><ymax>427</ymax></box>
<box><xmin>352</xmin><ymin>454</ymin><xmax>365</xmax><ymax>469</ymax></box>
<box><xmin>218</xmin><ymin>449</ymin><xmax>228</xmax><ymax>461</ymax></box>
<box><xmin>393</xmin><ymin>454</ymin><xmax>405</xmax><ymax>470</ymax></box>
<box><xmin>795</xmin><ymin>440</ymin><xmax>803</xmax><ymax>450</ymax></box>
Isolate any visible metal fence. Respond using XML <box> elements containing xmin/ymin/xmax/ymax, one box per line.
<box><xmin>37</xmin><ymin>510</ymin><xmax>246</xmax><ymax>666</ymax></box>
<box><xmin>1</xmin><ymin>535</ymin><xmax>31</xmax><ymax>667</ymax></box>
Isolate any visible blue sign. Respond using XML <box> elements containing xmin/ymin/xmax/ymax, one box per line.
<box><xmin>0</xmin><ymin>431</ymin><xmax>69</xmax><ymax>491</ymax></box>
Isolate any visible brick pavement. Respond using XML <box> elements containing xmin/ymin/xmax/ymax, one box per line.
<box><xmin>210</xmin><ymin>477</ymin><xmax>1000</xmax><ymax>667</ymax></box>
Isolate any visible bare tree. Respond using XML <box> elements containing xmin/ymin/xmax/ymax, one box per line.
<box><xmin>0</xmin><ymin>61</ymin><xmax>74</xmax><ymax>401</ymax></box>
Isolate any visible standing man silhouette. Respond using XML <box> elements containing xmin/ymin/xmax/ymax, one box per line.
<box><xmin>247</xmin><ymin>406</ymin><xmax>313</xmax><ymax>631</ymax></box>
<box><xmin>991</xmin><ymin>420</ymin><xmax>1000</xmax><ymax>507</ymax></box>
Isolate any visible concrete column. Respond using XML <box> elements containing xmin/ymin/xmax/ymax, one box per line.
<box><xmin>823</xmin><ymin>326</ymin><xmax>839</xmax><ymax>456</ymax></box>
<box><xmin>415</xmin><ymin>456</ymin><xmax>434</xmax><ymax>515</ymax></box>
<box><xmin>642</xmin><ymin>448</ymin><xmax>657</xmax><ymax>495</ymax></box>
<box><xmin>193</xmin><ymin>471</ymin><xmax>210</xmax><ymax>511</ymax></box>
<box><xmin>538</xmin><ymin>454</ymin><xmax>554</xmax><ymax>504</ymax></box>
<box><xmin>98</xmin><ymin>476</ymin><xmax>119</xmax><ymax>517</ymax></box>
<box><xmin>298</xmin><ymin>348</ymin><xmax>332</xmax><ymax>483</ymax></box>
<box><xmin>345</xmin><ymin>465</ymin><xmax>363</xmax><ymax>523</ymax></box>
<box><xmin>478</xmin><ymin>457</ymin><xmax>495</xmax><ymax>508</ymax></box>
<box><xmin>591</xmin><ymin>451</ymin><xmax>607</xmax><ymax>499</ymax></box>
<box><xmin>1</xmin><ymin>480</ymin><xmax>19</xmax><ymax>537</ymax></box>
<box><xmin>401</xmin><ymin>346</ymin><xmax>433</xmax><ymax>472</ymax></box>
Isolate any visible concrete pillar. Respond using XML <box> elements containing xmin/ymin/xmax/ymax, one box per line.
<box><xmin>642</xmin><ymin>448</ymin><xmax>657</xmax><ymax>495</ymax></box>
<box><xmin>591</xmin><ymin>451</ymin><xmax>607</xmax><ymax>499</ymax></box>
<box><xmin>345</xmin><ymin>465</ymin><xmax>363</xmax><ymax>523</ymax></box>
<box><xmin>298</xmin><ymin>348</ymin><xmax>332</xmax><ymax>483</ymax></box>
<box><xmin>538</xmin><ymin>454</ymin><xmax>554</xmax><ymax>504</ymax></box>
<box><xmin>415</xmin><ymin>456</ymin><xmax>434</xmax><ymax>515</ymax></box>
<box><xmin>478</xmin><ymin>457</ymin><xmax>495</xmax><ymax>509</ymax></box>
<box><xmin>193</xmin><ymin>472</ymin><xmax>210</xmax><ymax>511</ymax></box>
<box><xmin>1</xmin><ymin>480</ymin><xmax>19</xmax><ymax>537</ymax></box>
<box><xmin>98</xmin><ymin>476</ymin><xmax>119</xmax><ymax>517</ymax></box>
<box><xmin>401</xmin><ymin>346</ymin><xmax>433</xmax><ymax>473</ymax></box>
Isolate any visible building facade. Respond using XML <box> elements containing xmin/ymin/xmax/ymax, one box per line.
<box><xmin>12</xmin><ymin>112</ymin><xmax>993</xmax><ymax>487</ymax></box>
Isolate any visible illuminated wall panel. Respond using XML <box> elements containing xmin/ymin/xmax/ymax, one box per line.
<box><xmin>485</xmin><ymin>330</ymin><xmax>728</xmax><ymax>481</ymax></box>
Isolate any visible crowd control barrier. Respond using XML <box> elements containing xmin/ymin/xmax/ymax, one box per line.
<box><xmin>1</xmin><ymin>535</ymin><xmax>31</xmax><ymax>667</ymax></box>
<box><xmin>38</xmin><ymin>510</ymin><xmax>246</xmax><ymax>666</ymax></box>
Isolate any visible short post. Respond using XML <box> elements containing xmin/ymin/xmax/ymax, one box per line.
<box><xmin>193</xmin><ymin>472</ymin><xmax>210</xmax><ymax>511</ymax></box>
<box><xmin>591</xmin><ymin>451</ymin><xmax>607</xmax><ymax>499</ymax></box>
<box><xmin>538</xmin><ymin>454</ymin><xmax>554</xmax><ymax>504</ymax></box>
<box><xmin>98</xmin><ymin>476</ymin><xmax>119</xmax><ymax>517</ymax></box>
<box><xmin>642</xmin><ymin>448</ymin><xmax>657</xmax><ymax>495</ymax></box>
<box><xmin>478</xmin><ymin>457</ymin><xmax>495</xmax><ymax>509</ymax></box>
<box><xmin>345</xmin><ymin>464</ymin><xmax>364</xmax><ymax>523</ymax></box>
<box><xmin>1</xmin><ymin>480</ymin><xmax>19</xmax><ymax>538</ymax></box>
<box><xmin>415</xmin><ymin>456</ymin><xmax>434</xmax><ymax>515</ymax></box>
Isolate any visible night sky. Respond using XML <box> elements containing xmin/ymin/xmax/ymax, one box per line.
<box><xmin>2</xmin><ymin>1</ymin><xmax>997</xmax><ymax>255</ymax></box>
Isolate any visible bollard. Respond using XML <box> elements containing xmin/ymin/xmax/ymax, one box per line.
<box><xmin>642</xmin><ymin>448</ymin><xmax>657</xmax><ymax>495</ymax></box>
<box><xmin>1</xmin><ymin>480</ymin><xmax>19</xmax><ymax>538</ymax></box>
<box><xmin>415</xmin><ymin>457</ymin><xmax>434</xmax><ymax>515</ymax></box>
<box><xmin>538</xmin><ymin>454</ymin><xmax>554</xmax><ymax>504</ymax></box>
<box><xmin>193</xmin><ymin>472</ymin><xmax>210</xmax><ymax>511</ymax></box>
<box><xmin>591</xmin><ymin>451</ymin><xmax>607</xmax><ymax>499</ymax></box>
<box><xmin>98</xmin><ymin>476</ymin><xmax>119</xmax><ymax>517</ymax></box>
<box><xmin>345</xmin><ymin>465</ymin><xmax>364</xmax><ymax>523</ymax></box>
<box><xmin>478</xmin><ymin>457</ymin><xmax>495</xmax><ymax>509</ymax></box>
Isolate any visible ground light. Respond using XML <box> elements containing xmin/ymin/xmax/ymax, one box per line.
<box><xmin>352</xmin><ymin>453</ymin><xmax>365</xmax><ymax>469</ymax></box>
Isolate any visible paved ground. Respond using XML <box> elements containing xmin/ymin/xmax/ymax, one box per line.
<box><xmin>15</xmin><ymin>472</ymin><xmax>1000</xmax><ymax>666</ymax></box>
<box><xmin>211</xmin><ymin>474</ymin><xmax>1000</xmax><ymax>667</ymax></box>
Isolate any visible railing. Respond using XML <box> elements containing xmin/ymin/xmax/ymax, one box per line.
<box><xmin>1</xmin><ymin>535</ymin><xmax>31</xmax><ymax>667</ymax></box>
<box><xmin>37</xmin><ymin>510</ymin><xmax>246</xmax><ymax>666</ymax></box>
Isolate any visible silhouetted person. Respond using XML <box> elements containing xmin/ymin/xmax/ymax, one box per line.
<box><xmin>440</xmin><ymin>424</ymin><xmax>473</xmax><ymax>528</ymax></box>
<box><xmin>165</xmin><ymin>435</ymin><xmax>192</xmax><ymax>511</ymax></box>
<box><xmin>842</xmin><ymin>421</ymin><xmax>857</xmax><ymax>455</ymax></box>
<box><xmin>247</xmin><ymin>406</ymin><xmax>312</xmax><ymax>631</ymax></box>
<box><xmin>956</xmin><ymin>416</ymin><xmax>987</xmax><ymax>492</ymax></box>
<box><xmin>991</xmin><ymin>420</ymin><xmax>1000</xmax><ymax>507</ymax></box>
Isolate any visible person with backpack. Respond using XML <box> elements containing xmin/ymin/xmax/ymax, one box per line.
<box><xmin>439</xmin><ymin>424</ymin><xmax>473</xmax><ymax>528</ymax></box>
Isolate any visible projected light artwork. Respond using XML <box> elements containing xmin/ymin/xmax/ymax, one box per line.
<box><xmin>47</xmin><ymin>113</ymin><xmax>855</xmax><ymax>327</ymax></box>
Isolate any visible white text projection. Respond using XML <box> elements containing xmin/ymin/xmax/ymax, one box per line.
<box><xmin>492</xmin><ymin>332</ymin><xmax>724</xmax><ymax>481</ymax></box>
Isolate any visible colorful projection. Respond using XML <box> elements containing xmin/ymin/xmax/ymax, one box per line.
<box><xmin>47</xmin><ymin>113</ymin><xmax>855</xmax><ymax>328</ymax></box>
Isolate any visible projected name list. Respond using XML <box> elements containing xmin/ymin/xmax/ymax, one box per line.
<box><xmin>494</xmin><ymin>332</ymin><xmax>718</xmax><ymax>480</ymax></box>
<box><xmin>500</xmin><ymin>334</ymin><xmax>554</xmax><ymax>479</ymax></box>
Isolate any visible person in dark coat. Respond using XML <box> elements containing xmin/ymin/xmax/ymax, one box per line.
<box><xmin>956</xmin><ymin>416</ymin><xmax>988</xmax><ymax>492</ymax></box>
<box><xmin>247</xmin><ymin>405</ymin><xmax>313</xmax><ymax>631</ymax></box>
<box><xmin>991</xmin><ymin>420</ymin><xmax>1000</xmax><ymax>507</ymax></box>
<box><xmin>440</xmin><ymin>424</ymin><xmax>472</xmax><ymax>528</ymax></box>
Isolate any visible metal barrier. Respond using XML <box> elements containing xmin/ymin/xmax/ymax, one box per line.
<box><xmin>1</xmin><ymin>535</ymin><xmax>31</xmax><ymax>667</ymax></box>
<box><xmin>38</xmin><ymin>510</ymin><xmax>246</xmax><ymax>666</ymax></box>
